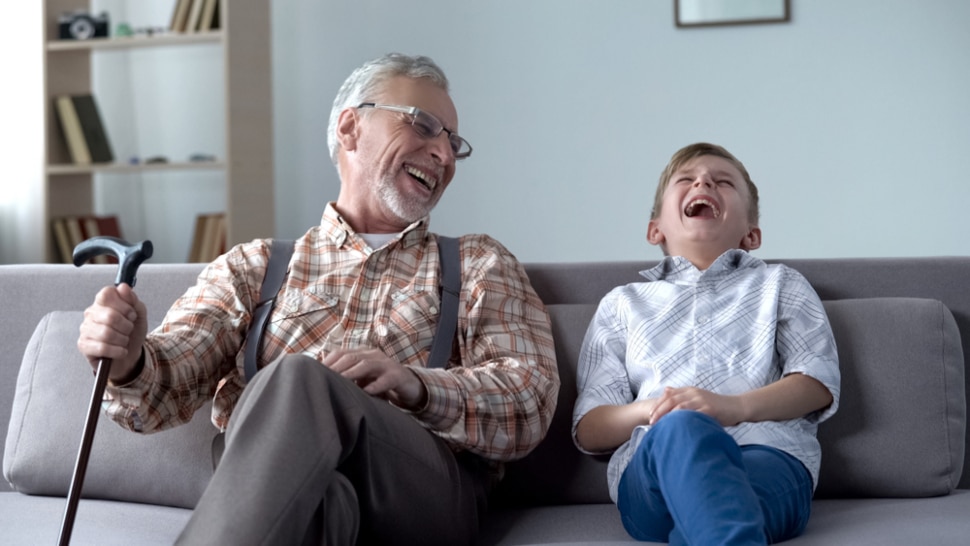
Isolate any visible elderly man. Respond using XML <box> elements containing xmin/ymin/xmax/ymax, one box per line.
<box><xmin>77</xmin><ymin>53</ymin><xmax>559</xmax><ymax>545</ymax></box>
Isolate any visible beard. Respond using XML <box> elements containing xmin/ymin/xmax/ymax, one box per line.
<box><xmin>375</xmin><ymin>171</ymin><xmax>442</xmax><ymax>224</ymax></box>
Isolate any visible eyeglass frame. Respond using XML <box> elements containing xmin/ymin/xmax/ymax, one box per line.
<box><xmin>356</xmin><ymin>103</ymin><xmax>473</xmax><ymax>160</ymax></box>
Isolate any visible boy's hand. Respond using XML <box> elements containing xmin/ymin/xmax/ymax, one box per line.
<box><xmin>649</xmin><ymin>374</ymin><xmax>833</xmax><ymax>427</ymax></box>
<box><xmin>649</xmin><ymin>386</ymin><xmax>745</xmax><ymax>427</ymax></box>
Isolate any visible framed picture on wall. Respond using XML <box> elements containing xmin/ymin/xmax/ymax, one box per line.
<box><xmin>675</xmin><ymin>0</ymin><xmax>791</xmax><ymax>28</ymax></box>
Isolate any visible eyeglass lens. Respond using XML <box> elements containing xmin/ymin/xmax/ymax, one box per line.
<box><xmin>412</xmin><ymin>111</ymin><xmax>469</xmax><ymax>158</ymax></box>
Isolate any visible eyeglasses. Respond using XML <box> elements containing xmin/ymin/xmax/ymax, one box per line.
<box><xmin>357</xmin><ymin>103</ymin><xmax>473</xmax><ymax>160</ymax></box>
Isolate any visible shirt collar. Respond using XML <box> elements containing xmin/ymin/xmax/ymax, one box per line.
<box><xmin>319</xmin><ymin>202</ymin><xmax>430</xmax><ymax>250</ymax></box>
<box><xmin>639</xmin><ymin>249</ymin><xmax>762</xmax><ymax>282</ymax></box>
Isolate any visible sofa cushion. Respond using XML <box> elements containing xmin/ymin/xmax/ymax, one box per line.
<box><xmin>3</xmin><ymin>311</ymin><xmax>218</xmax><ymax>509</ymax></box>
<box><xmin>816</xmin><ymin>297</ymin><xmax>965</xmax><ymax>498</ymax></box>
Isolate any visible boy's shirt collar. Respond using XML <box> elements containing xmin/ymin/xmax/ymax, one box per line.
<box><xmin>639</xmin><ymin>249</ymin><xmax>761</xmax><ymax>282</ymax></box>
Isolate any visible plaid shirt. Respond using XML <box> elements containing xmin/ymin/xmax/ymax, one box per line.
<box><xmin>105</xmin><ymin>203</ymin><xmax>559</xmax><ymax>461</ymax></box>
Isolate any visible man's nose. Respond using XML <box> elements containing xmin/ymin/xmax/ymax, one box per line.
<box><xmin>429</xmin><ymin>133</ymin><xmax>455</xmax><ymax>164</ymax></box>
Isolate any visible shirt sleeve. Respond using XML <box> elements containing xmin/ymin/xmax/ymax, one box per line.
<box><xmin>102</xmin><ymin>240</ymin><xmax>269</xmax><ymax>433</ymax></box>
<box><xmin>571</xmin><ymin>287</ymin><xmax>635</xmax><ymax>455</ymax></box>
<box><xmin>409</xmin><ymin>235</ymin><xmax>560</xmax><ymax>462</ymax></box>
<box><xmin>775</xmin><ymin>266</ymin><xmax>842</xmax><ymax>423</ymax></box>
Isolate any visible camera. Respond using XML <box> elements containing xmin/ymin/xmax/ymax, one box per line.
<box><xmin>58</xmin><ymin>11</ymin><xmax>110</xmax><ymax>40</ymax></box>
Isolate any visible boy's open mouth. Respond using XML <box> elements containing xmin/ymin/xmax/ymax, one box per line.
<box><xmin>684</xmin><ymin>198</ymin><xmax>720</xmax><ymax>219</ymax></box>
<box><xmin>405</xmin><ymin>165</ymin><xmax>436</xmax><ymax>192</ymax></box>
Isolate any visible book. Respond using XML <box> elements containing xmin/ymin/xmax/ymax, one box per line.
<box><xmin>81</xmin><ymin>216</ymin><xmax>108</xmax><ymax>263</ymax></box>
<box><xmin>169</xmin><ymin>0</ymin><xmax>193</xmax><ymax>32</ymax></box>
<box><xmin>51</xmin><ymin>218</ymin><xmax>74</xmax><ymax>264</ymax></box>
<box><xmin>213</xmin><ymin>213</ymin><xmax>227</xmax><ymax>256</ymax></box>
<box><xmin>186</xmin><ymin>0</ymin><xmax>207</xmax><ymax>33</ymax></box>
<box><xmin>199</xmin><ymin>214</ymin><xmax>218</xmax><ymax>263</ymax></box>
<box><xmin>210</xmin><ymin>0</ymin><xmax>221</xmax><ymax>30</ymax></box>
<box><xmin>70</xmin><ymin>94</ymin><xmax>114</xmax><ymax>164</ymax></box>
<box><xmin>91</xmin><ymin>215</ymin><xmax>123</xmax><ymax>263</ymax></box>
<box><xmin>54</xmin><ymin>96</ymin><xmax>91</xmax><ymax>165</ymax></box>
<box><xmin>187</xmin><ymin>213</ymin><xmax>208</xmax><ymax>262</ymax></box>
<box><xmin>50</xmin><ymin>215</ymin><xmax>124</xmax><ymax>264</ymax></box>
<box><xmin>63</xmin><ymin>217</ymin><xmax>85</xmax><ymax>257</ymax></box>
<box><xmin>95</xmin><ymin>215</ymin><xmax>123</xmax><ymax>239</ymax></box>
<box><xmin>199</xmin><ymin>0</ymin><xmax>219</xmax><ymax>32</ymax></box>
<box><xmin>189</xmin><ymin>212</ymin><xmax>226</xmax><ymax>262</ymax></box>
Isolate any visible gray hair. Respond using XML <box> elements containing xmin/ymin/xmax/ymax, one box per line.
<box><xmin>327</xmin><ymin>53</ymin><xmax>450</xmax><ymax>165</ymax></box>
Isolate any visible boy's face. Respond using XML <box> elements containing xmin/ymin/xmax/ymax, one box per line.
<box><xmin>647</xmin><ymin>155</ymin><xmax>761</xmax><ymax>264</ymax></box>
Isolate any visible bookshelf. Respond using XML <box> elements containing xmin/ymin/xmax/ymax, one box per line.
<box><xmin>42</xmin><ymin>0</ymin><xmax>273</xmax><ymax>262</ymax></box>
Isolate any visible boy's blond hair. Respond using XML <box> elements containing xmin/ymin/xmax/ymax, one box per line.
<box><xmin>651</xmin><ymin>143</ymin><xmax>760</xmax><ymax>225</ymax></box>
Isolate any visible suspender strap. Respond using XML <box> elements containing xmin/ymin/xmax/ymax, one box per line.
<box><xmin>428</xmin><ymin>236</ymin><xmax>461</xmax><ymax>369</ymax></box>
<box><xmin>244</xmin><ymin>239</ymin><xmax>295</xmax><ymax>382</ymax></box>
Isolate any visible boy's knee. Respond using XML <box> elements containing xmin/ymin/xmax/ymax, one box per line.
<box><xmin>647</xmin><ymin>410</ymin><xmax>724</xmax><ymax>447</ymax></box>
<box><xmin>655</xmin><ymin>409</ymin><xmax>716</xmax><ymax>429</ymax></box>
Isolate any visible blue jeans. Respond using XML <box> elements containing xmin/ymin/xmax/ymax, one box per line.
<box><xmin>617</xmin><ymin>410</ymin><xmax>812</xmax><ymax>545</ymax></box>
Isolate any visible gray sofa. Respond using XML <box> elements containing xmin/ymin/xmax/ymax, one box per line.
<box><xmin>1</xmin><ymin>257</ymin><xmax>968</xmax><ymax>545</ymax></box>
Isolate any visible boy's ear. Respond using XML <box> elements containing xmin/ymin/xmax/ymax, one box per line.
<box><xmin>740</xmin><ymin>226</ymin><xmax>762</xmax><ymax>251</ymax></box>
<box><xmin>336</xmin><ymin>108</ymin><xmax>360</xmax><ymax>152</ymax></box>
<box><xmin>647</xmin><ymin>219</ymin><xmax>665</xmax><ymax>246</ymax></box>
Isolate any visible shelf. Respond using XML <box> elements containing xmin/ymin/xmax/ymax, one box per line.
<box><xmin>46</xmin><ymin>31</ymin><xmax>222</xmax><ymax>52</ymax></box>
<box><xmin>41</xmin><ymin>0</ymin><xmax>273</xmax><ymax>263</ymax></box>
<box><xmin>47</xmin><ymin>161</ymin><xmax>227</xmax><ymax>176</ymax></box>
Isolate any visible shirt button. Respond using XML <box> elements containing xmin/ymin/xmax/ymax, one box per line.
<box><xmin>698</xmin><ymin>316</ymin><xmax>709</xmax><ymax>324</ymax></box>
<box><xmin>429</xmin><ymin>306</ymin><xmax>438</xmax><ymax>315</ymax></box>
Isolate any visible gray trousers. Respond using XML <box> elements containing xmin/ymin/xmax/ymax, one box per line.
<box><xmin>177</xmin><ymin>354</ymin><xmax>487</xmax><ymax>546</ymax></box>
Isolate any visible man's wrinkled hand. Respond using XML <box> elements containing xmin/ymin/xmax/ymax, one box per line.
<box><xmin>322</xmin><ymin>347</ymin><xmax>428</xmax><ymax>410</ymax></box>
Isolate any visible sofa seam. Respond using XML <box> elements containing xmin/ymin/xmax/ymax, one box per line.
<box><xmin>939</xmin><ymin>301</ymin><xmax>956</xmax><ymax>492</ymax></box>
<box><xmin>5</xmin><ymin>312</ymin><xmax>49</xmax><ymax>488</ymax></box>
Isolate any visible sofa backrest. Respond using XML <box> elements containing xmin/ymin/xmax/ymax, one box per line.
<box><xmin>492</xmin><ymin>258</ymin><xmax>969</xmax><ymax>507</ymax></box>
<box><xmin>2</xmin><ymin>258</ymin><xmax>968</xmax><ymax>505</ymax></box>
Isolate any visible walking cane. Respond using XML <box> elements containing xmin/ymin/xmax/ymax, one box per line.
<box><xmin>58</xmin><ymin>237</ymin><xmax>153</xmax><ymax>546</ymax></box>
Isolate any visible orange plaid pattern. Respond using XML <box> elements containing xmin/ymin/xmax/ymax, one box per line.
<box><xmin>105</xmin><ymin>204</ymin><xmax>559</xmax><ymax>461</ymax></box>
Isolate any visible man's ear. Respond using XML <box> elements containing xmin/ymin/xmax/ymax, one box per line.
<box><xmin>647</xmin><ymin>219</ymin><xmax>665</xmax><ymax>246</ymax></box>
<box><xmin>336</xmin><ymin>108</ymin><xmax>360</xmax><ymax>152</ymax></box>
<box><xmin>740</xmin><ymin>226</ymin><xmax>762</xmax><ymax>251</ymax></box>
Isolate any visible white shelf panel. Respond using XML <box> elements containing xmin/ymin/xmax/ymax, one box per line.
<box><xmin>46</xmin><ymin>31</ymin><xmax>222</xmax><ymax>52</ymax></box>
<box><xmin>47</xmin><ymin>161</ymin><xmax>227</xmax><ymax>176</ymax></box>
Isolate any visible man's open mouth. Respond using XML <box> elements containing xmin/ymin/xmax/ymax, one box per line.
<box><xmin>684</xmin><ymin>198</ymin><xmax>720</xmax><ymax>219</ymax></box>
<box><xmin>405</xmin><ymin>165</ymin><xmax>437</xmax><ymax>192</ymax></box>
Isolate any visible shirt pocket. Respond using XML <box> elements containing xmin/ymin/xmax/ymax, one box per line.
<box><xmin>376</xmin><ymin>289</ymin><xmax>440</xmax><ymax>363</ymax></box>
<box><xmin>267</xmin><ymin>287</ymin><xmax>342</xmax><ymax>355</ymax></box>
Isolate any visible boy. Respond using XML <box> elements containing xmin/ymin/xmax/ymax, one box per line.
<box><xmin>572</xmin><ymin>143</ymin><xmax>840</xmax><ymax>545</ymax></box>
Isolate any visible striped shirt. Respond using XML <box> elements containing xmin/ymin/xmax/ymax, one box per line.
<box><xmin>572</xmin><ymin>250</ymin><xmax>840</xmax><ymax>502</ymax></box>
<box><xmin>104</xmin><ymin>203</ymin><xmax>559</xmax><ymax>462</ymax></box>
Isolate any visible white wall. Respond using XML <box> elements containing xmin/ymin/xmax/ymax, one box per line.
<box><xmin>5</xmin><ymin>1</ymin><xmax>969</xmax><ymax>264</ymax></box>
<box><xmin>272</xmin><ymin>0</ymin><xmax>970</xmax><ymax>263</ymax></box>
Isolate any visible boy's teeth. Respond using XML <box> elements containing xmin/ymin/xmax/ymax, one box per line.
<box><xmin>685</xmin><ymin>199</ymin><xmax>720</xmax><ymax>218</ymax></box>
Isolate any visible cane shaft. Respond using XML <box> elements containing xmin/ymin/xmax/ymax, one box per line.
<box><xmin>58</xmin><ymin>357</ymin><xmax>112</xmax><ymax>546</ymax></box>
